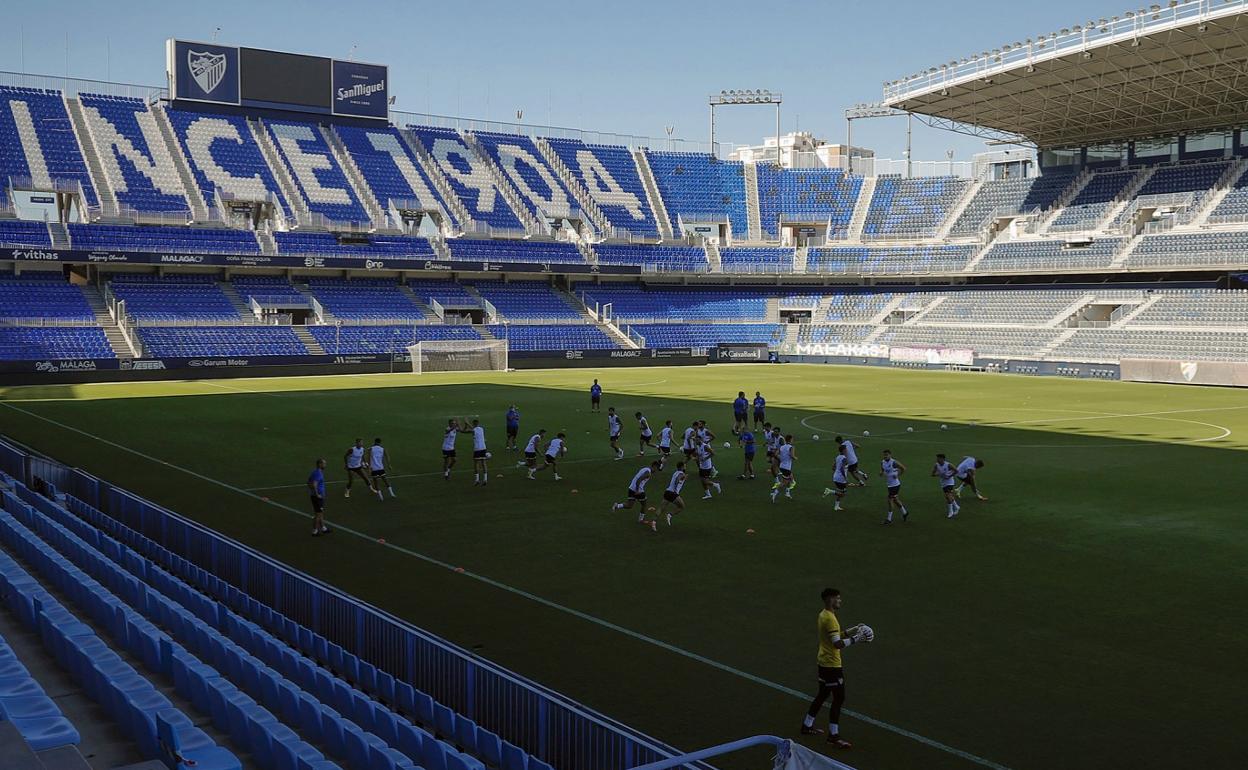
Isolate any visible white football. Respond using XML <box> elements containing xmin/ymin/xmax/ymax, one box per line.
<box><xmin>906</xmin><ymin>427</ymin><xmax>914</xmax><ymax>433</ymax></box>
<box><xmin>485</xmin><ymin>452</ymin><xmax>492</xmax><ymax>459</ymax></box>
<box><xmin>940</xmin><ymin>424</ymin><xmax>948</xmax><ymax>430</ymax></box>
<box><xmin>862</xmin><ymin>430</ymin><xmax>870</xmax><ymax>437</ymax></box>
<box><xmin>811</xmin><ymin>434</ymin><xmax>819</xmax><ymax>441</ymax></box>
<box><xmin>723</xmin><ymin>441</ymin><xmax>731</xmax><ymax>448</ymax></box>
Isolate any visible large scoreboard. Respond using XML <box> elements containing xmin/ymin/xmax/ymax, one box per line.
<box><xmin>167</xmin><ymin>39</ymin><xmax>388</xmax><ymax>120</ymax></box>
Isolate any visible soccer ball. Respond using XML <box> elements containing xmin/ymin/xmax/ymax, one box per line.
<box><xmin>862</xmin><ymin>430</ymin><xmax>870</xmax><ymax>437</ymax></box>
<box><xmin>723</xmin><ymin>441</ymin><xmax>731</xmax><ymax>448</ymax></box>
<box><xmin>940</xmin><ymin>424</ymin><xmax>948</xmax><ymax>430</ymax></box>
<box><xmin>485</xmin><ymin>452</ymin><xmax>493</xmax><ymax>459</ymax></box>
<box><xmin>811</xmin><ymin>434</ymin><xmax>819</xmax><ymax>441</ymax></box>
<box><xmin>906</xmin><ymin>427</ymin><xmax>914</xmax><ymax>433</ymax></box>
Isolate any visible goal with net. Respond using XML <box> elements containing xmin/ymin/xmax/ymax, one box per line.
<box><xmin>407</xmin><ymin>340</ymin><xmax>509</xmax><ymax>374</ymax></box>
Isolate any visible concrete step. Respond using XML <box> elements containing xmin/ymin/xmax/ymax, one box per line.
<box><xmin>294</xmin><ymin>325</ymin><xmax>326</xmax><ymax>355</ymax></box>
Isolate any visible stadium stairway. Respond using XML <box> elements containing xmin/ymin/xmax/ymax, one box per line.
<box><xmin>81</xmin><ymin>286</ymin><xmax>136</xmax><ymax>360</ymax></box>
<box><xmin>935</xmin><ymin>174</ymin><xmax>986</xmax><ymax>239</ymax></box>
<box><xmin>1188</xmin><ymin>157</ymin><xmax>1248</xmax><ymax>226</ymax></box>
<box><xmin>151</xmin><ymin>104</ymin><xmax>210</xmax><ymax>222</ymax></box>
<box><xmin>743</xmin><ymin>163</ymin><xmax>763</xmax><ymax>242</ymax></box>
<box><xmin>630</xmin><ymin>149</ymin><xmax>674</xmax><ymax>240</ymax></box>
<box><xmin>325</xmin><ymin>127</ymin><xmax>387</xmax><ymax>231</ymax></box>
<box><xmin>249</xmin><ymin>119</ymin><xmax>307</xmax><ymax>224</ymax></box>
<box><xmin>530</xmin><ymin>138</ymin><xmax>612</xmax><ymax>238</ymax></box>
<box><xmin>63</xmin><ymin>97</ymin><xmax>119</xmax><ymax>220</ymax></box>
<box><xmin>293</xmin><ymin>327</ymin><xmax>326</xmax><ymax>355</ymax></box>
<box><xmin>845</xmin><ymin>176</ymin><xmax>875</xmax><ymax>242</ymax></box>
<box><xmin>1099</xmin><ymin>166</ymin><xmax>1159</xmax><ymax>231</ymax></box>
<box><xmin>1035</xmin><ymin>168</ymin><xmax>1093</xmax><ymax>234</ymax></box>
<box><xmin>704</xmin><ymin>240</ymin><xmax>722</xmax><ymax>271</ymax></box>
<box><xmin>459</xmin><ymin>133</ymin><xmax>543</xmax><ymax>237</ymax></box>
<box><xmin>2</xmin><ymin>474</ymin><xmax>557</xmax><ymax>770</ymax></box>
<box><xmin>396</xmin><ymin>286</ymin><xmax>441</xmax><ymax>322</ymax></box>
<box><xmin>219</xmin><ymin>283</ymin><xmax>257</xmax><ymax>323</ymax></box>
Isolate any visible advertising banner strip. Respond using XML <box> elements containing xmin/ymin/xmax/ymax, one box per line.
<box><xmin>1</xmin><ymin>247</ymin><xmax>641</xmax><ymax>275</ymax></box>
<box><xmin>888</xmin><ymin>346</ymin><xmax>975</xmax><ymax>366</ymax></box>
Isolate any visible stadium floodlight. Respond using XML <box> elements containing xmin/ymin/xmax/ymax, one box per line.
<box><xmin>707</xmin><ymin>88</ymin><xmax>783</xmax><ymax>161</ymax></box>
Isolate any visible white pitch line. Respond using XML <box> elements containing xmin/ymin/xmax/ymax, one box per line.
<box><xmin>0</xmin><ymin>399</ymin><xmax>1010</xmax><ymax>770</ymax></box>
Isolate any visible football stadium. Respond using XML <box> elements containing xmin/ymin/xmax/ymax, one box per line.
<box><xmin>0</xmin><ymin>2</ymin><xmax>1245</xmax><ymax>769</ymax></box>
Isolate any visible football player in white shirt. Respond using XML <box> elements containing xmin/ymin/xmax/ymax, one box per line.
<box><xmin>612</xmin><ymin>460</ymin><xmax>661</xmax><ymax>518</ymax></box>
<box><xmin>635</xmin><ymin>412</ymin><xmax>657</xmax><ymax>456</ymax></box>
<box><xmin>655</xmin><ymin>461</ymin><xmax>688</xmax><ymax>528</ymax></box>
<box><xmin>879</xmin><ymin>449</ymin><xmax>908</xmax><ymax>524</ymax></box>
<box><xmin>695</xmin><ymin>440</ymin><xmax>722</xmax><ymax>499</ymax></box>
<box><xmin>368</xmin><ymin>438</ymin><xmax>395</xmax><ymax>500</ymax></box>
<box><xmin>681</xmin><ymin>423</ymin><xmax>698</xmax><ymax>459</ymax></box>
<box><xmin>954</xmin><ymin>456</ymin><xmax>988</xmax><ymax>501</ymax></box>
<box><xmin>607</xmin><ymin>407</ymin><xmax>624</xmax><ymax>460</ymax></box>
<box><xmin>529</xmin><ymin>432</ymin><xmax>567</xmax><ymax>480</ymax></box>
<box><xmin>771</xmin><ymin>435</ymin><xmax>798</xmax><ymax>503</ymax></box>
<box><xmin>833</xmin><ymin>436</ymin><xmax>868</xmax><ymax>486</ymax></box>
<box><xmin>469</xmin><ymin>419</ymin><xmax>491</xmax><ymax>486</ymax></box>
<box><xmin>343</xmin><ymin>438</ymin><xmax>376</xmax><ymax>498</ymax></box>
<box><xmin>441</xmin><ymin>419</ymin><xmax>462</xmax><ymax>480</ymax></box>
<box><xmin>822</xmin><ymin>444</ymin><xmax>851</xmax><ymax>511</ymax></box>
<box><xmin>516</xmin><ymin>429</ymin><xmax>546</xmax><ymax>470</ymax></box>
<box><xmin>656</xmin><ymin>420</ymin><xmax>674</xmax><ymax>467</ymax></box>
<box><xmin>766</xmin><ymin>425</ymin><xmax>783</xmax><ymax>479</ymax></box>
<box><xmin>931</xmin><ymin>453</ymin><xmax>960</xmax><ymax>518</ymax></box>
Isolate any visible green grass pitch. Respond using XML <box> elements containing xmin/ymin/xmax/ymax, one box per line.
<box><xmin>1</xmin><ymin>364</ymin><xmax>1245</xmax><ymax>770</ymax></box>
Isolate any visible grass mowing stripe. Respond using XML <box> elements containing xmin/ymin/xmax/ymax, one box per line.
<box><xmin>0</xmin><ymin>399</ymin><xmax>1011</xmax><ymax>770</ymax></box>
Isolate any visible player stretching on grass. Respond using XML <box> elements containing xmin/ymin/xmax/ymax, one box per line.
<box><xmin>822</xmin><ymin>444</ymin><xmax>850</xmax><ymax>511</ymax></box>
<box><xmin>308</xmin><ymin>459</ymin><xmax>330</xmax><ymax>536</ymax></box>
<box><xmin>771</xmin><ymin>435</ymin><xmax>798</xmax><ymax>502</ymax></box>
<box><xmin>343</xmin><ymin>438</ymin><xmax>375</xmax><ymax>498</ymax></box>
<box><xmin>653</xmin><ymin>462</ymin><xmax>688</xmax><ymax>529</ymax></box>
<box><xmin>635</xmin><ymin>412</ymin><xmax>657</xmax><ymax>456</ymax></box>
<box><xmin>529</xmin><ymin>432</ymin><xmax>567</xmax><ymax>480</ymax></box>
<box><xmin>368</xmin><ymin>438</ymin><xmax>395</xmax><ymax>499</ymax></box>
<box><xmin>732</xmin><ymin>391</ymin><xmax>749</xmax><ymax>435</ymax></box>
<box><xmin>932</xmin><ymin>453</ymin><xmax>960</xmax><ymax>518</ymax></box>
<box><xmin>800</xmin><ymin>588</ymin><xmax>872</xmax><ymax>748</ymax></box>
<box><xmin>612</xmin><ymin>460</ymin><xmax>660</xmax><ymax>516</ymax></box>
<box><xmin>880</xmin><ymin>449</ymin><xmax>907</xmax><ymax>524</ymax></box>
<box><xmin>607</xmin><ymin>407</ymin><xmax>624</xmax><ymax>460</ymax></box>
<box><xmin>517</xmin><ymin>429</ymin><xmax>546</xmax><ymax>470</ymax></box>
<box><xmin>954</xmin><ymin>456</ymin><xmax>988</xmax><ymax>501</ymax></box>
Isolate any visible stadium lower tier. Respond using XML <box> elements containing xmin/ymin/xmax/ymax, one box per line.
<box><xmin>1</xmin><ymin>275</ymin><xmax>1244</xmax><ymax>364</ymax></box>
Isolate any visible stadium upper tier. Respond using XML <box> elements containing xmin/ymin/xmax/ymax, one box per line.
<box><xmin>3</xmin><ymin>87</ymin><xmax>1248</xmax><ymax>279</ymax></box>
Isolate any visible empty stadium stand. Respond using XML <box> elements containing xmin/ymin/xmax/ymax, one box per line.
<box><xmin>644</xmin><ymin>152</ymin><xmax>748</xmax><ymax>238</ymax></box>
<box><xmin>164</xmin><ymin>107</ymin><xmax>291</xmax><ymax>217</ymax></box>
<box><xmin>544</xmin><ymin>138</ymin><xmax>661</xmax><ymax>237</ymax></box>
<box><xmin>0</xmin><ymin>87</ymin><xmax>98</xmax><ymax>209</ymax></box>
<box><xmin>405</xmin><ymin>126</ymin><xmax>525</xmax><ymax>231</ymax></box>
<box><xmin>77</xmin><ymin>94</ymin><xmax>191</xmax><ymax>215</ymax></box>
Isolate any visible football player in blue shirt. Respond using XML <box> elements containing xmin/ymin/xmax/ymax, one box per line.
<box><xmin>307</xmin><ymin>459</ymin><xmax>330</xmax><ymax>537</ymax></box>
<box><xmin>753</xmin><ymin>391</ymin><xmax>767</xmax><ymax>429</ymax></box>
<box><xmin>504</xmin><ymin>405</ymin><xmax>521</xmax><ymax>451</ymax></box>
<box><xmin>733</xmin><ymin>391</ymin><xmax>749</xmax><ymax>435</ymax></box>
<box><xmin>590</xmin><ymin>379</ymin><xmax>603</xmax><ymax>413</ymax></box>
<box><xmin>738</xmin><ymin>428</ymin><xmax>757</xmax><ymax>480</ymax></box>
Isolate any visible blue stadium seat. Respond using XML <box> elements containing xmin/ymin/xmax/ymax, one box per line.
<box><xmin>644</xmin><ymin>151</ymin><xmax>748</xmax><ymax>238</ymax></box>
<box><xmin>756</xmin><ymin>165</ymin><xmax>861</xmax><ymax>239</ymax></box>
<box><xmin>471</xmin><ymin>132</ymin><xmax>577</xmax><ymax>220</ymax></box>
<box><xmin>0</xmin><ymin>87</ymin><xmax>98</xmax><ymax>208</ymax></box>
<box><xmin>334</xmin><ymin>125</ymin><xmax>455</xmax><ymax>224</ymax></box>
<box><xmin>406</xmin><ymin>126</ymin><xmax>525</xmax><ymax>230</ymax></box>
<box><xmin>165</xmin><ymin>107</ymin><xmax>293</xmax><ymax>217</ymax></box>
<box><xmin>265</xmin><ymin>120</ymin><xmax>371</xmax><ymax>225</ymax></box>
<box><xmin>78</xmin><ymin>94</ymin><xmax>191</xmax><ymax>215</ymax></box>
<box><xmin>544</xmin><ymin>137</ymin><xmax>661</xmax><ymax>237</ymax></box>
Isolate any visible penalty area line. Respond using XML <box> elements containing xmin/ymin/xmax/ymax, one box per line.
<box><xmin>0</xmin><ymin>400</ymin><xmax>1012</xmax><ymax>770</ymax></box>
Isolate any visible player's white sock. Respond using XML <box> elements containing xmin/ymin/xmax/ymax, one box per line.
<box><xmin>636</xmin><ymin>511</ymin><xmax>644</xmax><ymax>522</ymax></box>
<box><xmin>886</xmin><ymin>511</ymin><xmax>892</xmax><ymax>522</ymax></box>
<box><xmin>554</xmin><ymin>474</ymin><xmax>562</xmax><ymax>481</ymax></box>
<box><xmin>527</xmin><ymin>470</ymin><xmax>535</xmax><ymax>479</ymax></box>
<box><xmin>834</xmin><ymin>503</ymin><xmax>843</xmax><ymax>511</ymax></box>
<box><xmin>702</xmin><ymin>492</ymin><xmax>712</xmax><ymax>500</ymax></box>
<box><xmin>803</xmin><ymin>715</ymin><xmax>815</xmax><ymax>728</ymax></box>
<box><xmin>613</xmin><ymin>503</ymin><xmax>622</xmax><ymax>510</ymax></box>
<box><xmin>770</xmin><ymin>490</ymin><xmax>778</xmax><ymax>502</ymax></box>
<box><xmin>829</xmin><ymin>723</ymin><xmax>839</xmax><ymax>736</ymax></box>
<box><xmin>344</xmin><ymin>489</ymin><xmax>350</xmax><ymax>498</ymax></box>
<box><xmin>713</xmin><ymin>482</ymin><xmax>721</xmax><ymax>494</ymax></box>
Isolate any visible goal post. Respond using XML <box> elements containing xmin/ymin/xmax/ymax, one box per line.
<box><xmin>408</xmin><ymin>340</ymin><xmax>509</xmax><ymax>374</ymax></box>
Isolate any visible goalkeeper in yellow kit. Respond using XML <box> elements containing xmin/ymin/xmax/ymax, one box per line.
<box><xmin>800</xmin><ymin>587</ymin><xmax>873</xmax><ymax>749</ymax></box>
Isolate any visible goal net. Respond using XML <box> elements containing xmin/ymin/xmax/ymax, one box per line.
<box><xmin>408</xmin><ymin>340</ymin><xmax>509</xmax><ymax>374</ymax></box>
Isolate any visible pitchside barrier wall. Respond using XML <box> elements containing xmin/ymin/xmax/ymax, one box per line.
<box><xmin>0</xmin><ymin>349</ymin><xmax>707</xmax><ymax>385</ymax></box>
<box><xmin>0</xmin><ymin>436</ymin><xmax>709</xmax><ymax>770</ymax></box>
<box><xmin>1120</xmin><ymin>358</ymin><xmax>1248</xmax><ymax>387</ymax></box>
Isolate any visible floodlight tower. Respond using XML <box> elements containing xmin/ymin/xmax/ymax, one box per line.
<box><xmin>845</xmin><ymin>102</ymin><xmax>911</xmax><ymax>176</ymax></box>
<box><xmin>709</xmin><ymin>90</ymin><xmax>783</xmax><ymax>162</ymax></box>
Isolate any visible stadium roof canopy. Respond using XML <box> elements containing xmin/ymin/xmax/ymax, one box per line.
<box><xmin>881</xmin><ymin>0</ymin><xmax>1248</xmax><ymax>149</ymax></box>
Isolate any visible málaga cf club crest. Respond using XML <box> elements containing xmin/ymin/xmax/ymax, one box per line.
<box><xmin>188</xmin><ymin>50</ymin><xmax>227</xmax><ymax>94</ymax></box>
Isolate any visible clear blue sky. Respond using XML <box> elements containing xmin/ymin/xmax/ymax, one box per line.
<box><xmin>0</xmin><ymin>0</ymin><xmax>1115</xmax><ymax>161</ymax></box>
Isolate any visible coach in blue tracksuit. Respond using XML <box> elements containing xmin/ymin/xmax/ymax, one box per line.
<box><xmin>733</xmin><ymin>391</ymin><xmax>749</xmax><ymax>435</ymax></box>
